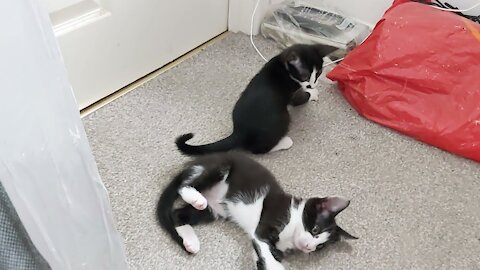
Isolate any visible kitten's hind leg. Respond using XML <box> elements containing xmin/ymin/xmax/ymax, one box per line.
<box><xmin>175</xmin><ymin>225</ymin><xmax>200</xmax><ymax>254</ymax></box>
<box><xmin>178</xmin><ymin>165</ymin><xmax>208</xmax><ymax>210</ymax></box>
<box><xmin>174</xmin><ymin>204</ymin><xmax>215</xmax><ymax>254</ymax></box>
<box><xmin>178</xmin><ymin>164</ymin><xmax>229</xmax><ymax>210</ymax></box>
<box><xmin>179</xmin><ymin>186</ymin><xmax>208</xmax><ymax>210</ymax></box>
<box><xmin>269</xmin><ymin>136</ymin><xmax>293</xmax><ymax>153</ymax></box>
<box><xmin>174</xmin><ymin>204</ymin><xmax>216</xmax><ymax>225</ymax></box>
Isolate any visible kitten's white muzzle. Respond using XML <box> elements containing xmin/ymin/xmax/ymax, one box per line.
<box><xmin>309</xmin><ymin>67</ymin><xmax>319</xmax><ymax>88</ymax></box>
<box><xmin>291</xmin><ymin>67</ymin><xmax>320</xmax><ymax>91</ymax></box>
<box><xmin>295</xmin><ymin>231</ymin><xmax>330</xmax><ymax>253</ymax></box>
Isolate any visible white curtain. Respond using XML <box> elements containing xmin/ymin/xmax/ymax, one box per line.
<box><xmin>0</xmin><ymin>0</ymin><xmax>127</xmax><ymax>269</ymax></box>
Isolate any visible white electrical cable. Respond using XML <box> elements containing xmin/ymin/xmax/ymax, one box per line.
<box><xmin>430</xmin><ymin>1</ymin><xmax>480</xmax><ymax>12</ymax></box>
<box><xmin>251</xmin><ymin>0</ymin><xmax>268</xmax><ymax>62</ymax></box>
<box><xmin>323</xmin><ymin>57</ymin><xmax>345</xmax><ymax>67</ymax></box>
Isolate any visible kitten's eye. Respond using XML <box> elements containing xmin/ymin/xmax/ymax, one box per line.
<box><xmin>311</xmin><ymin>227</ymin><xmax>320</xmax><ymax>235</ymax></box>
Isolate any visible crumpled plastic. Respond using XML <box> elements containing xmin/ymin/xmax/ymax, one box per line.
<box><xmin>327</xmin><ymin>0</ymin><xmax>480</xmax><ymax>162</ymax></box>
<box><xmin>260</xmin><ymin>0</ymin><xmax>371</xmax><ymax>59</ymax></box>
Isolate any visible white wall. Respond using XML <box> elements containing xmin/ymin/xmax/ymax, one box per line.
<box><xmin>321</xmin><ymin>0</ymin><xmax>394</xmax><ymax>26</ymax></box>
<box><xmin>229</xmin><ymin>0</ymin><xmax>285</xmax><ymax>35</ymax></box>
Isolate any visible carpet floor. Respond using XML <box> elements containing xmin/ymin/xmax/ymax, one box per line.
<box><xmin>83</xmin><ymin>33</ymin><xmax>480</xmax><ymax>270</ymax></box>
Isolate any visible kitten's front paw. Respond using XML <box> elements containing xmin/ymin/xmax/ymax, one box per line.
<box><xmin>269</xmin><ymin>261</ymin><xmax>285</xmax><ymax>270</ymax></box>
<box><xmin>306</xmin><ymin>88</ymin><xmax>319</xmax><ymax>102</ymax></box>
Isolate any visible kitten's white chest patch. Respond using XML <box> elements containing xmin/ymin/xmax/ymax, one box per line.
<box><xmin>276</xmin><ymin>233</ymin><xmax>295</xmax><ymax>252</ymax></box>
<box><xmin>226</xmin><ymin>193</ymin><xmax>266</xmax><ymax>236</ymax></box>
<box><xmin>276</xmin><ymin>200</ymin><xmax>306</xmax><ymax>252</ymax></box>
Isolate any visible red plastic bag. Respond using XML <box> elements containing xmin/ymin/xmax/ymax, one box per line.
<box><xmin>327</xmin><ymin>0</ymin><xmax>480</xmax><ymax>162</ymax></box>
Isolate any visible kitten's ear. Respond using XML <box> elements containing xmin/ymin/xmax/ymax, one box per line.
<box><xmin>315</xmin><ymin>45</ymin><xmax>338</xmax><ymax>58</ymax></box>
<box><xmin>284</xmin><ymin>51</ymin><xmax>306</xmax><ymax>74</ymax></box>
<box><xmin>337</xmin><ymin>226</ymin><xmax>358</xmax><ymax>240</ymax></box>
<box><xmin>317</xmin><ymin>197</ymin><xmax>350</xmax><ymax>217</ymax></box>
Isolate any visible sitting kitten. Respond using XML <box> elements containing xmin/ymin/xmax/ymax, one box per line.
<box><xmin>156</xmin><ymin>152</ymin><xmax>357</xmax><ymax>270</ymax></box>
<box><xmin>176</xmin><ymin>44</ymin><xmax>337</xmax><ymax>155</ymax></box>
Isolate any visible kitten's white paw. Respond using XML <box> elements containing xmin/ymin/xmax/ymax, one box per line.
<box><xmin>191</xmin><ymin>196</ymin><xmax>208</xmax><ymax>210</ymax></box>
<box><xmin>183</xmin><ymin>239</ymin><xmax>200</xmax><ymax>254</ymax></box>
<box><xmin>179</xmin><ymin>187</ymin><xmax>208</xmax><ymax>210</ymax></box>
<box><xmin>176</xmin><ymin>225</ymin><xmax>200</xmax><ymax>254</ymax></box>
<box><xmin>306</xmin><ymin>88</ymin><xmax>319</xmax><ymax>101</ymax></box>
<box><xmin>268</xmin><ymin>261</ymin><xmax>285</xmax><ymax>270</ymax></box>
<box><xmin>269</xmin><ymin>136</ymin><xmax>293</xmax><ymax>153</ymax></box>
<box><xmin>282</xmin><ymin>137</ymin><xmax>293</xmax><ymax>149</ymax></box>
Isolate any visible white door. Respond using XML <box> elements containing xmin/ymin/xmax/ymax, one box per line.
<box><xmin>46</xmin><ymin>0</ymin><xmax>228</xmax><ymax>109</ymax></box>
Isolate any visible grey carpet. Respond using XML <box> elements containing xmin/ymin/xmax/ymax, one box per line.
<box><xmin>83</xmin><ymin>33</ymin><xmax>480</xmax><ymax>270</ymax></box>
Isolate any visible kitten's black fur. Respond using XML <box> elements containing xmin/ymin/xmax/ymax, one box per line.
<box><xmin>156</xmin><ymin>152</ymin><xmax>357</xmax><ymax>268</ymax></box>
<box><xmin>176</xmin><ymin>44</ymin><xmax>337</xmax><ymax>155</ymax></box>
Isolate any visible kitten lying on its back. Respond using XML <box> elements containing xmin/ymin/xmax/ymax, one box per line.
<box><xmin>176</xmin><ymin>44</ymin><xmax>337</xmax><ymax>155</ymax></box>
<box><xmin>156</xmin><ymin>152</ymin><xmax>357</xmax><ymax>269</ymax></box>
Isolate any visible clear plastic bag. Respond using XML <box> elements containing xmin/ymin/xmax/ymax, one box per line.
<box><xmin>261</xmin><ymin>0</ymin><xmax>371</xmax><ymax>58</ymax></box>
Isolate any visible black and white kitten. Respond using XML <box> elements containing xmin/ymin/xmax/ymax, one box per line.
<box><xmin>156</xmin><ymin>153</ymin><xmax>357</xmax><ymax>270</ymax></box>
<box><xmin>176</xmin><ymin>44</ymin><xmax>337</xmax><ymax>155</ymax></box>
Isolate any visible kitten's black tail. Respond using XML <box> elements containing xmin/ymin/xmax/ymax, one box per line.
<box><xmin>156</xmin><ymin>171</ymin><xmax>188</xmax><ymax>253</ymax></box>
<box><xmin>175</xmin><ymin>133</ymin><xmax>240</xmax><ymax>155</ymax></box>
